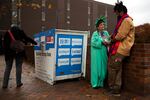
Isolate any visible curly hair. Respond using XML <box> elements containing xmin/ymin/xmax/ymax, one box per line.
<box><xmin>114</xmin><ymin>1</ymin><xmax>127</xmax><ymax>13</ymax></box>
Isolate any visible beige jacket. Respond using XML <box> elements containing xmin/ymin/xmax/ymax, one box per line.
<box><xmin>115</xmin><ymin>17</ymin><xmax>135</xmax><ymax>56</ymax></box>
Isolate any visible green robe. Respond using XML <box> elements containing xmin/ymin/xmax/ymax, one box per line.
<box><xmin>91</xmin><ymin>30</ymin><xmax>109</xmax><ymax>88</ymax></box>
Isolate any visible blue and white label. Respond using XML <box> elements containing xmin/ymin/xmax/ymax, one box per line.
<box><xmin>71</xmin><ymin>58</ymin><xmax>81</xmax><ymax>65</ymax></box>
<box><xmin>58</xmin><ymin>48</ymin><xmax>70</xmax><ymax>56</ymax></box>
<box><xmin>71</xmin><ymin>48</ymin><xmax>82</xmax><ymax>56</ymax></box>
<box><xmin>58</xmin><ymin>58</ymin><xmax>69</xmax><ymax>67</ymax></box>
<box><xmin>59</xmin><ymin>38</ymin><xmax>70</xmax><ymax>46</ymax></box>
<box><xmin>72</xmin><ymin>38</ymin><xmax>82</xmax><ymax>46</ymax></box>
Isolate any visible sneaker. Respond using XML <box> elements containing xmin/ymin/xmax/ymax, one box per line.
<box><xmin>17</xmin><ymin>83</ymin><xmax>23</xmax><ymax>88</ymax></box>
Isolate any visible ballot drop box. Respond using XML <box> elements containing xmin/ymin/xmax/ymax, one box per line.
<box><xmin>34</xmin><ymin>29</ymin><xmax>89</xmax><ymax>85</ymax></box>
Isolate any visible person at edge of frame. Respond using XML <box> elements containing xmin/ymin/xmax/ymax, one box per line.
<box><xmin>2</xmin><ymin>25</ymin><xmax>37</xmax><ymax>89</ymax></box>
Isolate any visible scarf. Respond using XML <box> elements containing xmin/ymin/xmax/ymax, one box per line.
<box><xmin>109</xmin><ymin>13</ymin><xmax>129</xmax><ymax>56</ymax></box>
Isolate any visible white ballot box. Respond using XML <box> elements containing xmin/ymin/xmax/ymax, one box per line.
<box><xmin>34</xmin><ymin>29</ymin><xmax>89</xmax><ymax>85</ymax></box>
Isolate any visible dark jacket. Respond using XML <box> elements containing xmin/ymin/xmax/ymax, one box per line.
<box><xmin>4</xmin><ymin>26</ymin><xmax>37</xmax><ymax>57</ymax></box>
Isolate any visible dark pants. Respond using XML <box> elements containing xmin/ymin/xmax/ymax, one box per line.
<box><xmin>108</xmin><ymin>53</ymin><xmax>126</xmax><ymax>93</ymax></box>
<box><xmin>3</xmin><ymin>54</ymin><xmax>24</xmax><ymax>87</ymax></box>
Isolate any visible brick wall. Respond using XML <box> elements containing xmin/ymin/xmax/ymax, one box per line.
<box><xmin>123</xmin><ymin>43</ymin><xmax>150</xmax><ymax>95</ymax></box>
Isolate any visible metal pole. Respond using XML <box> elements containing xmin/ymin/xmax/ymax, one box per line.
<box><xmin>117</xmin><ymin>0</ymin><xmax>120</xmax><ymax>3</ymax></box>
<box><xmin>41</xmin><ymin>0</ymin><xmax>46</xmax><ymax>31</ymax></box>
<box><xmin>18</xmin><ymin>0</ymin><xmax>21</xmax><ymax>27</ymax></box>
<box><xmin>105</xmin><ymin>6</ymin><xmax>107</xmax><ymax>30</ymax></box>
<box><xmin>12</xmin><ymin>0</ymin><xmax>18</xmax><ymax>26</ymax></box>
<box><xmin>11</xmin><ymin>0</ymin><xmax>21</xmax><ymax>27</ymax></box>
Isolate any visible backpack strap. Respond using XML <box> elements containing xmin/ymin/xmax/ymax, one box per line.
<box><xmin>8</xmin><ymin>30</ymin><xmax>15</xmax><ymax>41</ymax></box>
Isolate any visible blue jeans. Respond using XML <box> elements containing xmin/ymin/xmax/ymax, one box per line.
<box><xmin>3</xmin><ymin>54</ymin><xmax>24</xmax><ymax>87</ymax></box>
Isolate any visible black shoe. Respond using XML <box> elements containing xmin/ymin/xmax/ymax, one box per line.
<box><xmin>92</xmin><ymin>87</ymin><xmax>100</xmax><ymax>89</ymax></box>
<box><xmin>2</xmin><ymin>86</ymin><xmax>7</xmax><ymax>89</ymax></box>
<box><xmin>17</xmin><ymin>83</ymin><xmax>23</xmax><ymax>88</ymax></box>
<box><xmin>104</xmin><ymin>90</ymin><xmax>121</xmax><ymax>96</ymax></box>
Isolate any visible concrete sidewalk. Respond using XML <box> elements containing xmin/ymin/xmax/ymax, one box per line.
<box><xmin>0</xmin><ymin>55</ymin><xmax>149</xmax><ymax>100</ymax></box>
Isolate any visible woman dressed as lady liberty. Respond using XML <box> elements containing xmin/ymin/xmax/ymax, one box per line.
<box><xmin>91</xmin><ymin>16</ymin><xmax>110</xmax><ymax>88</ymax></box>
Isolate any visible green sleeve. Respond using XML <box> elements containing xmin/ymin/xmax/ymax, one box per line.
<box><xmin>91</xmin><ymin>31</ymin><xmax>103</xmax><ymax>49</ymax></box>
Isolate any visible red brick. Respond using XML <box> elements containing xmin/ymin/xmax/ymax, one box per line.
<box><xmin>144</xmin><ymin>44</ymin><xmax>150</xmax><ymax>48</ymax></box>
<box><xmin>144</xmin><ymin>68</ymin><xmax>150</xmax><ymax>75</ymax></box>
<box><xmin>144</xmin><ymin>77</ymin><xmax>150</xmax><ymax>84</ymax></box>
<box><xmin>144</xmin><ymin>57</ymin><xmax>150</xmax><ymax>62</ymax></box>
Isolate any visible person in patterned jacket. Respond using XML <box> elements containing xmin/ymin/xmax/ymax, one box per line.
<box><xmin>107</xmin><ymin>1</ymin><xmax>135</xmax><ymax>96</ymax></box>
